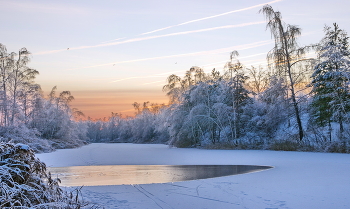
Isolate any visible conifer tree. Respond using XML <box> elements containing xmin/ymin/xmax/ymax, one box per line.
<box><xmin>310</xmin><ymin>23</ymin><xmax>350</xmax><ymax>140</ymax></box>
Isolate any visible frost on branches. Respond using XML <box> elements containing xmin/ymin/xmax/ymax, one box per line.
<box><xmin>310</xmin><ymin>23</ymin><xmax>350</xmax><ymax>140</ymax></box>
<box><xmin>0</xmin><ymin>142</ymin><xmax>87</xmax><ymax>208</ymax></box>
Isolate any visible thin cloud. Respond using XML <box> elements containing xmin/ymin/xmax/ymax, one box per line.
<box><xmin>109</xmin><ymin>47</ymin><xmax>273</xmax><ymax>84</ymax></box>
<box><xmin>110</xmin><ymin>21</ymin><xmax>265</xmax><ymax>47</ymax></box>
<box><xmin>200</xmin><ymin>52</ymin><xmax>267</xmax><ymax>67</ymax></box>
<box><xmin>154</xmin><ymin>70</ymin><xmax>185</xmax><ymax>76</ymax></box>
<box><xmin>34</xmin><ymin>49</ymin><xmax>68</xmax><ymax>55</ymax></box>
<box><xmin>66</xmin><ymin>40</ymin><xmax>273</xmax><ymax>71</ymax></box>
<box><xmin>246</xmin><ymin>52</ymin><xmax>316</xmax><ymax>67</ymax></box>
<box><xmin>2</xmin><ymin>0</ymin><xmax>89</xmax><ymax>15</ymax></box>
<box><xmin>151</xmin><ymin>21</ymin><xmax>265</xmax><ymax>37</ymax></box>
<box><xmin>142</xmin><ymin>80</ymin><xmax>165</xmax><ymax>85</ymax></box>
<box><xmin>35</xmin><ymin>21</ymin><xmax>265</xmax><ymax>55</ymax></box>
<box><xmin>112</xmin><ymin>75</ymin><xmax>165</xmax><ymax>83</ymax></box>
<box><xmin>141</xmin><ymin>0</ymin><xmax>283</xmax><ymax>35</ymax></box>
<box><xmin>32</xmin><ymin>0</ymin><xmax>283</xmax><ymax>56</ymax></box>
<box><xmin>100</xmin><ymin>37</ymin><xmax>126</xmax><ymax>44</ymax></box>
<box><xmin>120</xmin><ymin>54</ymin><xmax>316</xmax><ymax>87</ymax></box>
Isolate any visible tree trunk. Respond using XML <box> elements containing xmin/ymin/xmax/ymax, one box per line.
<box><xmin>328</xmin><ymin>120</ymin><xmax>332</xmax><ymax>142</ymax></box>
<box><xmin>1</xmin><ymin>59</ymin><xmax>9</xmax><ymax>126</ymax></box>
<box><xmin>339</xmin><ymin>116</ymin><xmax>344</xmax><ymax>140</ymax></box>
<box><xmin>278</xmin><ymin>19</ymin><xmax>304</xmax><ymax>141</ymax></box>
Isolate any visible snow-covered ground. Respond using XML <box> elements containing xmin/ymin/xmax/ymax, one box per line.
<box><xmin>36</xmin><ymin>143</ymin><xmax>350</xmax><ymax>209</ymax></box>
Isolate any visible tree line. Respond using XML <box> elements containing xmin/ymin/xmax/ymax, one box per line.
<box><xmin>0</xmin><ymin>44</ymin><xmax>86</xmax><ymax>152</ymax></box>
<box><xmin>1</xmin><ymin>5</ymin><xmax>349</xmax><ymax>153</ymax></box>
<box><xmin>86</xmin><ymin>5</ymin><xmax>350</xmax><ymax>153</ymax></box>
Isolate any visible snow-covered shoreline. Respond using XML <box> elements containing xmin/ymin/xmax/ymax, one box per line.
<box><xmin>37</xmin><ymin>143</ymin><xmax>350</xmax><ymax>208</ymax></box>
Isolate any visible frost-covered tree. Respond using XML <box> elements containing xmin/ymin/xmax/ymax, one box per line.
<box><xmin>85</xmin><ymin>102</ymin><xmax>169</xmax><ymax>144</ymax></box>
<box><xmin>27</xmin><ymin>87</ymin><xmax>86</xmax><ymax>148</ymax></box>
<box><xmin>168</xmin><ymin>82</ymin><xmax>218</xmax><ymax>147</ymax></box>
<box><xmin>163</xmin><ymin>67</ymin><xmax>206</xmax><ymax>104</ymax></box>
<box><xmin>260</xmin><ymin>5</ymin><xmax>313</xmax><ymax>141</ymax></box>
<box><xmin>163</xmin><ymin>74</ymin><xmax>183</xmax><ymax>104</ymax></box>
<box><xmin>249</xmin><ymin>76</ymin><xmax>289</xmax><ymax>137</ymax></box>
<box><xmin>0</xmin><ymin>44</ymin><xmax>88</xmax><ymax>152</ymax></box>
<box><xmin>8</xmin><ymin>49</ymin><xmax>39</xmax><ymax>126</ymax></box>
<box><xmin>0</xmin><ymin>44</ymin><xmax>39</xmax><ymax>127</ymax></box>
<box><xmin>224</xmin><ymin>52</ymin><xmax>252</xmax><ymax>139</ymax></box>
<box><xmin>165</xmin><ymin>61</ymin><xmax>252</xmax><ymax>147</ymax></box>
<box><xmin>0</xmin><ymin>44</ymin><xmax>11</xmax><ymax>126</ymax></box>
<box><xmin>310</xmin><ymin>23</ymin><xmax>350</xmax><ymax>140</ymax></box>
<box><xmin>246</xmin><ymin>65</ymin><xmax>268</xmax><ymax>95</ymax></box>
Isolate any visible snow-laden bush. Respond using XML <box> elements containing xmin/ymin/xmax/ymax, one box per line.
<box><xmin>0</xmin><ymin>142</ymin><xmax>88</xmax><ymax>208</ymax></box>
<box><xmin>0</xmin><ymin>125</ymin><xmax>54</xmax><ymax>153</ymax></box>
<box><xmin>325</xmin><ymin>141</ymin><xmax>350</xmax><ymax>153</ymax></box>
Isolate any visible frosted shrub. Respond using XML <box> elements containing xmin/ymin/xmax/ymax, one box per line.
<box><xmin>0</xmin><ymin>125</ymin><xmax>54</xmax><ymax>153</ymax></box>
<box><xmin>269</xmin><ymin>140</ymin><xmax>300</xmax><ymax>151</ymax></box>
<box><xmin>0</xmin><ymin>142</ymin><xmax>87</xmax><ymax>208</ymax></box>
<box><xmin>325</xmin><ymin>141</ymin><xmax>350</xmax><ymax>153</ymax></box>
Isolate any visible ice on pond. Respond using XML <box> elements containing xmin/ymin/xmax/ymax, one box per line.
<box><xmin>48</xmin><ymin>165</ymin><xmax>272</xmax><ymax>186</ymax></box>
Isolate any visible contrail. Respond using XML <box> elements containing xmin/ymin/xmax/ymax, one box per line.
<box><xmin>109</xmin><ymin>53</ymin><xmax>316</xmax><ymax>85</ymax></box>
<box><xmin>107</xmin><ymin>22</ymin><xmax>264</xmax><ymax>47</ymax></box>
<box><xmin>200</xmin><ymin>52</ymin><xmax>267</xmax><ymax>67</ymax></box>
<box><xmin>66</xmin><ymin>40</ymin><xmax>272</xmax><ymax>71</ymax></box>
<box><xmin>150</xmin><ymin>21</ymin><xmax>265</xmax><ymax>37</ymax></box>
<box><xmin>110</xmin><ymin>51</ymin><xmax>272</xmax><ymax>84</ymax></box>
<box><xmin>34</xmin><ymin>49</ymin><xmax>68</xmax><ymax>55</ymax></box>
<box><xmin>114</xmin><ymin>71</ymin><xmax>188</xmax><ymax>84</ymax></box>
<box><xmin>33</xmin><ymin>0</ymin><xmax>283</xmax><ymax>56</ymax></box>
<box><xmin>112</xmin><ymin>75</ymin><xmax>165</xmax><ymax>83</ymax></box>
<box><xmin>100</xmin><ymin>37</ymin><xmax>126</xmax><ymax>44</ymax></box>
<box><xmin>35</xmin><ymin>21</ymin><xmax>264</xmax><ymax>55</ymax></box>
<box><xmin>141</xmin><ymin>0</ymin><xmax>283</xmax><ymax>35</ymax></box>
<box><xmin>142</xmin><ymin>80</ymin><xmax>165</xmax><ymax>85</ymax></box>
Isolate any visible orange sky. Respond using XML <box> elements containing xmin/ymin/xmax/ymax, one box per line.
<box><xmin>70</xmin><ymin>89</ymin><xmax>168</xmax><ymax>119</ymax></box>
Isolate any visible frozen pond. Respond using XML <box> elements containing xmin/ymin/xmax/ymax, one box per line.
<box><xmin>37</xmin><ymin>143</ymin><xmax>350</xmax><ymax>208</ymax></box>
<box><xmin>49</xmin><ymin>165</ymin><xmax>272</xmax><ymax>186</ymax></box>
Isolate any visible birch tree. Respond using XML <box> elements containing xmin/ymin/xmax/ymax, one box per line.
<box><xmin>0</xmin><ymin>44</ymin><xmax>39</xmax><ymax>126</ymax></box>
<box><xmin>0</xmin><ymin>44</ymin><xmax>11</xmax><ymax>126</ymax></box>
<box><xmin>260</xmin><ymin>5</ymin><xmax>312</xmax><ymax>141</ymax></box>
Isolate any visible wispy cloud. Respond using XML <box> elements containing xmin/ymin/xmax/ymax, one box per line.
<box><xmin>100</xmin><ymin>37</ymin><xmax>126</xmax><ymax>44</ymax></box>
<box><xmin>154</xmin><ymin>70</ymin><xmax>186</xmax><ymax>76</ymax></box>
<box><xmin>245</xmin><ymin>52</ymin><xmax>317</xmax><ymax>67</ymax></box>
<box><xmin>112</xmin><ymin>75</ymin><xmax>165</xmax><ymax>83</ymax></box>
<box><xmin>34</xmin><ymin>21</ymin><xmax>265</xmax><ymax>55</ymax></box>
<box><xmin>109</xmin><ymin>49</ymin><xmax>274</xmax><ymax>84</ymax></box>
<box><xmin>66</xmin><ymin>40</ymin><xmax>272</xmax><ymax>71</ymax></box>
<box><xmin>32</xmin><ymin>0</ymin><xmax>283</xmax><ymax>56</ymax></box>
<box><xmin>141</xmin><ymin>0</ymin><xmax>282</xmax><ymax>35</ymax></box>
<box><xmin>2</xmin><ymin>0</ymin><xmax>89</xmax><ymax>15</ymax></box>
<box><xmin>34</xmin><ymin>49</ymin><xmax>68</xmax><ymax>55</ymax></box>
<box><xmin>142</xmin><ymin>80</ymin><xmax>165</xmax><ymax>85</ymax></box>
<box><xmin>200</xmin><ymin>52</ymin><xmax>267</xmax><ymax>67</ymax></box>
<box><xmin>113</xmin><ymin>54</ymin><xmax>301</xmax><ymax>87</ymax></box>
<box><xmin>31</xmin><ymin>0</ymin><xmax>283</xmax><ymax>56</ymax></box>
<box><xmin>113</xmin><ymin>71</ymin><xmax>189</xmax><ymax>84</ymax></box>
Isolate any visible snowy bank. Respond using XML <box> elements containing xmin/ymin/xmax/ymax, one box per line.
<box><xmin>36</xmin><ymin>143</ymin><xmax>350</xmax><ymax>209</ymax></box>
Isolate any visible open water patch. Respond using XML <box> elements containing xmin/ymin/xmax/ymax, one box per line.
<box><xmin>48</xmin><ymin>165</ymin><xmax>273</xmax><ymax>186</ymax></box>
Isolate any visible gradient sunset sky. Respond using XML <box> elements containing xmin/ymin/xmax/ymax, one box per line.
<box><xmin>2</xmin><ymin>0</ymin><xmax>349</xmax><ymax>119</ymax></box>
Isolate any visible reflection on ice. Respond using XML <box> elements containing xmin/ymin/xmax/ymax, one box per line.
<box><xmin>48</xmin><ymin>165</ymin><xmax>272</xmax><ymax>186</ymax></box>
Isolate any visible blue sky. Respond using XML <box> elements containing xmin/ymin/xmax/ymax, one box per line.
<box><xmin>1</xmin><ymin>0</ymin><xmax>350</xmax><ymax>118</ymax></box>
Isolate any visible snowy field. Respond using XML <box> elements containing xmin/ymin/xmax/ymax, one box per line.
<box><xmin>36</xmin><ymin>143</ymin><xmax>350</xmax><ymax>209</ymax></box>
